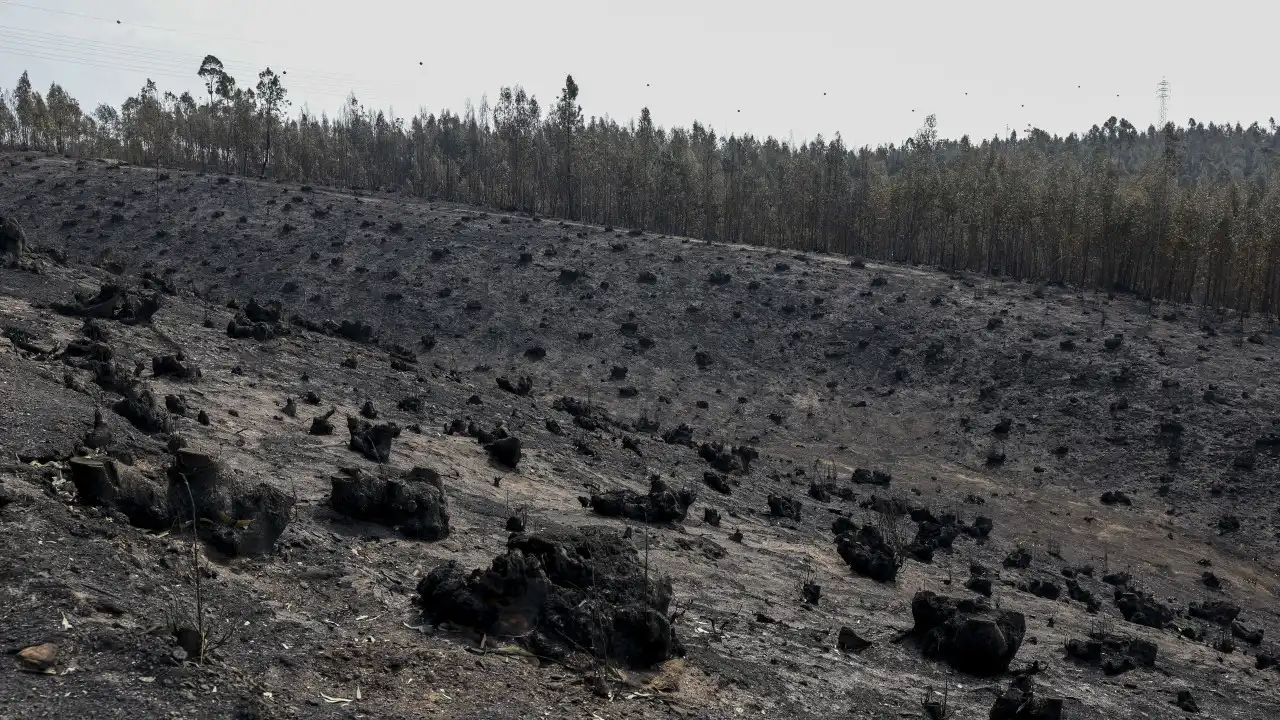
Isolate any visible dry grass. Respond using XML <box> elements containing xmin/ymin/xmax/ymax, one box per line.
<box><xmin>645</xmin><ymin>658</ymin><xmax>687</xmax><ymax>693</ymax></box>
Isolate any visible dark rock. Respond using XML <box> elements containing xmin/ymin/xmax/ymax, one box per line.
<box><xmin>767</xmin><ymin>494</ymin><xmax>802</xmax><ymax>520</ymax></box>
<box><xmin>227</xmin><ymin>315</ymin><xmax>284</xmax><ymax>341</ymax></box>
<box><xmin>83</xmin><ymin>408</ymin><xmax>113</xmax><ymax>449</ymax></box>
<box><xmin>662</xmin><ymin>423</ymin><xmax>696</xmax><ymax>447</ymax></box>
<box><xmin>1102</xmin><ymin>571</ymin><xmax>1130</xmax><ymax>586</ymax></box>
<box><xmin>168</xmin><ymin>450</ymin><xmax>294</xmax><ymax>556</ymax></box>
<box><xmin>52</xmin><ymin>282</ymin><xmax>162</xmax><ymax>325</ymax></box>
<box><xmin>486</xmin><ymin>436</ymin><xmax>523</xmax><ymax>468</ymax></box>
<box><xmin>989</xmin><ymin>675</ymin><xmax>1063</xmax><ymax>720</ymax></box>
<box><xmin>1231</xmin><ymin>620</ymin><xmax>1263</xmax><ymax>646</ymax></box>
<box><xmin>551</xmin><ymin>396</ymin><xmax>615</xmax><ymax>432</ymax></box>
<box><xmin>112</xmin><ymin>386</ymin><xmax>172</xmax><ymax>434</ymax></box>
<box><xmin>702</xmin><ymin>471</ymin><xmax>732</xmax><ymax>495</ymax></box>
<box><xmin>590</xmin><ymin>478</ymin><xmax>694</xmax><ymax>523</ymax></box>
<box><xmin>84</xmin><ymin>359</ymin><xmax>133</xmax><ymax>395</ymax></box>
<box><xmin>1064</xmin><ymin>632</ymin><xmax>1157</xmax><ymax>674</ymax></box>
<box><xmin>1188</xmin><ymin>599</ymin><xmax>1240</xmax><ymax>626</ymax></box>
<box><xmin>1066</xmin><ymin>579</ymin><xmax>1100</xmax><ymax>612</ymax></box>
<box><xmin>698</xmin><ymin>442</ymin><xmax>758</xmax><ymax>475</ymax></box>
<box><xmin>1173</xmin><ymin>690</ymin><xmax>1198</xmax><ymax>713</ymax></box>
<box><xmin>359</xmin><ymin>399</ymin><xmax>379</xmax><ymax>419</ymax></box>
<box><xmin>835</xmin><ymin>525</ymin><xmax>902</xmax><ymax>582</ymax></box>
<box><xmin>1100</xmin><ymin>490</ymin><xmax>1132</xmax><ymax>506</ymax></box>
<box><xmin>801</xmin><ymin>581</ymin><xmax>821</xmax><ymax>605</ymax></box>
<box><xmin>911</xmin><ymin>591</ymin><xmax>1026</xmax><ymax>676</ymax></box>
<box><xmin>807</xmin><ymin>481</ymin><xmax>832</xmax><ymax>502</ymax></box>
<box><xmin>329</xmin><ymin>467</ymin><xmax>450</xmax><ymax>540</ymax></box>
<box><xmin>837</xmin><ymin>626</ymin><xmax>872</xmax><ymax>653</ymax></box>
<box><xmin>1004</xmin><ymin>547</ymin><xmax>1033</xmax><ymax>569</ymax></box>
<box><xmin>908</xmin><ymin>520</ymin><xmax>959</xmax><ymax>562</ymax></box>
<box><xmin>151</xmin><ymin>352</ymin><xmax>201</xmax><ymax>380</ymax></box>
<box><xmin>496</xmin><ymin>376</ymin><xmax>534</xmax><ymax>396</ymax></box>
<box><xmin>336</xmin><ymin>319</ymin><xmax>377</xmax><ymax>344</ymax></box>
<box><xmin>1020</xmin><ymin>578</ymin><xmax>1061</xmax><ymax>600</ymax></box>
<box><xmin>909</xmin><ymin>506</ymin><xmax>938</xmax><ymax>524</ymax></box>
<box><xmin>703</xmin><ymin>507</ymin><xmax>721</xmax><ymax>526</ymax></box>
<box><xmin>1115</xmin><ymin>589</ymin><xmax>1175</xmax><ymax>629</ymax></box>
<box><xmin>0</xmin><ymin>213</ymin><xmax>26</xmax><ymax>260</ymax></box>
<box><xmin>346</xmin><ymin>417</ymin><xmax>401</xmax><ymax>463</ymax></box>
<box><xmin>965</xmin><ymin>515</ymin><xmax>994</xmax><ymax>539</ymax></box>
<box><xmin>416</xmin><ymin>527</ymin><xmax>682</xmax><ymax>668</ymax></box>
<box><xmin>967</xmin><ymin>576</ymin><xmax>993</xmax><ymax>596</ymax></box>
<box><xmin>309</xmin><ymin>408</ymin><xmax>337</xmax><ymax>435</ymax></box>
<box><xmin>851</xmin><ymin>468</ymin><xmax>892</xmax><ymax>486</ymax></box>
<box><xmin>62</xmin><ymin>337</ymin><xmax>113</xmax><ymax>362</ymax></box>
<box><xmin>228</xmin><ymin>299</ymin><xmax>289</xmax><ymax>341</ymax></box>
<box><xmin>387</xmin><ymin>344</ymin><xmax>417</xmax><ymax>366</ymax></box>
<box><xmin>859</xmin><ymin>494</ymin><xmax>910</xmax><ymax>517</ymax></box>
<box><xmin>615</xmin><ymin>436</ymin><xmax>641</xmax><ymax>456</ymax></box>
<box><xmin>164</xmin><ymin>394</ymin><xmax>188</xmax><ymax>416</ymax></box>
<box><xmin>67</xmin><ymin>456</ymin><xmax>168</xmax><ymax>530</ymax></box>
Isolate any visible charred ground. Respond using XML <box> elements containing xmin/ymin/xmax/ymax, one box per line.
<box><xmin>1</xmin><ymin>152</ymin><xmax>1278</xmax><ymax>719</ymax></box>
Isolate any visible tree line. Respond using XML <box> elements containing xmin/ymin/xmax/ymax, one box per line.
<box><xmin>2</xmin><ymin>59</ymin><xmax>1279</xmax><ymax>318</ymax></box>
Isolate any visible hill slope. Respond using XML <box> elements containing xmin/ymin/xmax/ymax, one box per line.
<box><xmin>1</xmin><ymin>152</ymin><xmax>1278</xmax><ymax>719</ymax></box>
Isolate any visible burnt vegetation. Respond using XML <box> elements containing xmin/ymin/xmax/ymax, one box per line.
<box><xmin>0</xmin><ymin>60</ymin><xmax>1277</xmax><ymax>720</ymax></box>
<box><xmin>3</xmin><ymin>68</ymin><xmax>1280</xmax><ymax>315</ymax></box>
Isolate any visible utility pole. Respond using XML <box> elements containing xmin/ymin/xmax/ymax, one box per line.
<box><xmin>1157</xmin><ymin>77</ymin><xmax>1170</xmax><ymax>128</ymax></box>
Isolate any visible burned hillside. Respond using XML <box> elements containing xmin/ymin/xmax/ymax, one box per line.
<box><xmin>1</xmin><ymin>152</ymin><xmax>1278</xmax><ymax>719</ymax></box>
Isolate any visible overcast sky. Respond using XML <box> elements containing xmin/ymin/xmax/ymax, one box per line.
<box><xmin>1</xmin><ymin>0</ymin><xmax>1275</xmax><ymax>146</ymax></box>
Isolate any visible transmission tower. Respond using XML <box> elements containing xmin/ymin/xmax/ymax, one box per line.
<box><xmin>1156</xmin><ymin>77</ymin><xmax>1170</xmax><ymax>128</ymax></box>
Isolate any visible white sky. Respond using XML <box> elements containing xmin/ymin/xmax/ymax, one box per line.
<box><xmin>1</xmin><ymin>0</ymin><xmax>1275</xmax><ymax>146</ymax></box>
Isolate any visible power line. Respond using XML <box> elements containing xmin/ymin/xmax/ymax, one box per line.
<box><xmin>0</xmin><ymin>21</ymin><xmax>423</xmax><ymax>103</ymax></box>
<box><xmin>0</xmin><ymin>24</ymin><xmax>415</xmax><ymax>91</ymax></box>
<box><xmin>0</xmin><ymin>40</ymin><xmax>337</xmax><ymax>95</ymax></box>
<box><xmin>0</xmin><ymin>0</ymin><xmax>268</xmax><ymax>46</ymax></box>
<box><xmin>0</xmin><ymin>41</ymin><xmax>388</xmax><ymax>101</ymax></box>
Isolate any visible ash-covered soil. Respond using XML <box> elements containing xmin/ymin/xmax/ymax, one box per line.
<box><xmin>1</xmin><ymin>151</ymin><xmax>1278</xmax><ymax>719</ymax></box>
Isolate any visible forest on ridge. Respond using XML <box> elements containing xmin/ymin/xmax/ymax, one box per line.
<box><xmin>2</xmin><ymin>59</ymin><xmax>1279</xmax><ymax>317</ymax></box>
